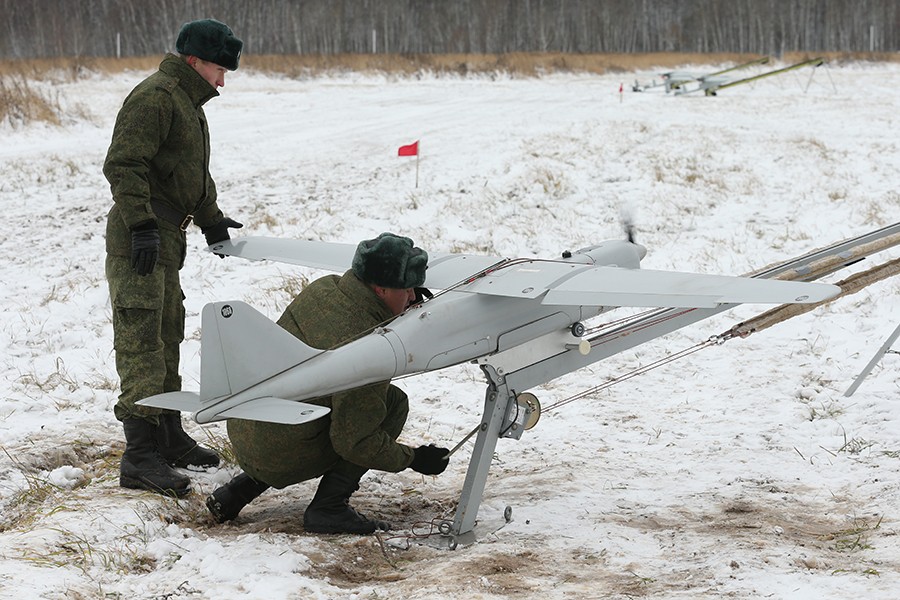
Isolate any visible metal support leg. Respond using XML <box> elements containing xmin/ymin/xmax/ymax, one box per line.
<box><xmin>845</xmin><ymin>322</ymin><xmax>900</xmax><ymax>397</ymax></box>
<box><xmin>448</xmin><ymin>365</ymin><xmax>514</xmax><ymax>543</ymax></box>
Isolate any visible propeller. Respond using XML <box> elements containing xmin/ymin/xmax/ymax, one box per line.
<box><xmin>619</xmin><ymin>205</ymin><xmax>637</xmax><ymax>244</ymax></box>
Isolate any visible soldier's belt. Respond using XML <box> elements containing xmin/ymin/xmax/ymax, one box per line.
<box><xmin>150</xmin><ymin>200</ymin><xmax>193</xmax><ymax>231</ymax></box>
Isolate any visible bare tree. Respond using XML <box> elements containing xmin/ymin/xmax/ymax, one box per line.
<box><xmin>0</xmin><ymin>0</ymin><xmax>897</xmax><ymax>60</ymax></box>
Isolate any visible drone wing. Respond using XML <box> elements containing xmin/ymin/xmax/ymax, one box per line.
<box><xmin>540</xmin><ymin>266</ymin><xmax>839</xmax><ymax>307</ymax></box>
<box><xmin>208</xmin><ymin>237</ymin><xmax>503</xmax><ymax>290</ymax></box>
<box><xmin>456</xmin><ymin>260</ymin><xmax>839</xmax><ymax>307</ymax></box>
<box><xmin>208</xmin><ymin>237</ymin><xmax>357</xmax><ymax>272</ymax></box>
<box><xmin>210</xmin><ymin>237</ymin><xmax>839</xmax><ymax>308</ymax></box>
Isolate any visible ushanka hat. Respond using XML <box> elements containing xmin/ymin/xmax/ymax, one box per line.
<box><xmin>176</xmin><ymin>19</ymin><xmax>243</xmax><ymax>71</ymax></box>
<box><xmin>352</xmin><ymin>233</ymin><xmax>428</xmax><ymax>289</ymax></box>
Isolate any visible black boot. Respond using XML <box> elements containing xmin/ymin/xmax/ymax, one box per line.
<box><xmin>206</xmin><ymin>473</ymin><xmax>270</xmax><ymax>523</ymax></box>
<box><xmin>303</xmin><ymin>471</ymin><xmax>391</xmax><ymax>534</ymax></box>
<box><xmin>120</xmin><ymin>418</ymin><xmax>191</xmax><ymax>497</ymax></box>
<box><xmin>156</xmin><ymin>412</ymin><xmax>220</xmax><ymax>468</ymax></box>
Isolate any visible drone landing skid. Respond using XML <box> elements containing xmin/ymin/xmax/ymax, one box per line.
<box><xmin>417</xmin><ymin>504</ymin><xmax>514</xmax><ymax>551</ymax></box>
<box><xmin>413</xmin><ymin>364</ymin><xmax>535</xmax><ymax>549</ymax></box>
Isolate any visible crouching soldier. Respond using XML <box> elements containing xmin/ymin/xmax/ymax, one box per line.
<box><xmin>206</xmin><ymin>233</ymin><xmax>450</xmax><ymax>533</ymax></box>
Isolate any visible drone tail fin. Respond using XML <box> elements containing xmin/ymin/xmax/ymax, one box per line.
<box><xmin>138</xmin><ymin>301</ymin><xmax>329</xmax><ymax>425</ymax></box>
<box><xmin>196</xmin><ymin>301</ymin><xmax>321</xmax><ymax>404</ymax></box>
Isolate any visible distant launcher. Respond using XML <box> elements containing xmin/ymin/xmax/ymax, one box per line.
<box><xmin>677</xmin><ymin>57</ymin><xmax>825</xmax><ymax>96</ymax></box>
<box><xmin>633</xmin><ymin>56</ymin><xmax>826</xmax><ymax>97</ymax></box>
<box><xmin>632</xmin><ymin>56</ymin><xmax>770</xmax><ymax>93</ymax></box>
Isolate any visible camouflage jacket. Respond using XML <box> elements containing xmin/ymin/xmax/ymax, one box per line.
<box><xmin>227</xmin><ymin>271</ymin><xmax>416</xmax><ymax>487</ymax></box>
<box><xmin>103</xmin><ymin>53</ymin><xmax>225</xmax><ymax>267</ymax></box>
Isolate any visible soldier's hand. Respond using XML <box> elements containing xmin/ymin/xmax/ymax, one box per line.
<box><xmin>203</xmin><ymin>217</ymin><xmax>243</xmax><ymax>257</ymax></box>
<box><xmin>131</xmin><ymin>221</ymin><xmax>160</xmax><ymax>276</ymax></box>
<box><xmin>413</xmin><ymin>286</ymin><xmax>433</xmax><ymax>305</ymax></box>
<box><xmin>409</xmin><ymin>444</ymin><xmax>450</xmax><ymax>475</ymax></box>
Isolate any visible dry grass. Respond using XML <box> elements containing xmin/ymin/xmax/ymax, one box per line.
<box><xmin>0</xmin><ymin>56</ymin><xmax>154</xmax><ymax>79</ymax></box>
<box><xmin>1</xmin><ymin>51</ymin><xmax>897</xmax><ymax>80</ymax></box>
<box><xmin>0</xmin><ymin>74</ymin><xmax>61</xmax><ymax>126</ymax></box>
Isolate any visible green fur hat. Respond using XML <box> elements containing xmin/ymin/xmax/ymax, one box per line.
<box><xmin>176</xmin><ymin>19</ymin><xmax>243</xmax><ymax>71</ymax></box>
<box><xmin>352</xmin><ymin>233</ymin><xmax>428</xmax><ymax>289</ymax></box>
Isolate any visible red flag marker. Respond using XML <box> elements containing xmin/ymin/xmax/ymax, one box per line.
<box><xmin>398</xmin><ymin>140</ymin><xmax>420</xmax><ymax>187</ymax></box>
<box><xmin>398</xmin><ymin>140</ymin><xmax>419</xmax><ymax>156</ymax></box>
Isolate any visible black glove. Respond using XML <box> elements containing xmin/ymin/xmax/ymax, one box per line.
<box><xmin>130</xmin><ymin>220</ymin><xmax>160</xmax><ymax>276</ymax></box>
<box><xmin>413</xmin><ymin>287</ymin><xmax>433</xmax><ymax>305</ymax></box>
<box><xmin>202</xmin><ymin>217</ymin><xmax>243</xmax><ymax>257</ymax></box>
<box><xmin>409</xmin><ymin>444</ymin><xmax>450</xmax><ymax>475</ymax></box>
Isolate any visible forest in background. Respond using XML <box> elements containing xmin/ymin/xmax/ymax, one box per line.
<box><xmin>1</xmin><ymin>0</ymin><xmax>898</xmax><ymax>60</ymax></box>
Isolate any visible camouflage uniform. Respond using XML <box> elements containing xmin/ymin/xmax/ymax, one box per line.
<box><xmin>227</xmin><ymin>271</ymin><xmax>416</xmax><ymax>489</ymax></box>
<box><xmin>104</xmin><ymin>53</ymin><xmax>227</xmax><ymax>423</ymax></box>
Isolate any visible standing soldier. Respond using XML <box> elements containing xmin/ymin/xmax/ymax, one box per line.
<box><xmin>103</xmin><ymin>19</ymin><xmax>244</xmax><ymax>496</ymax></box>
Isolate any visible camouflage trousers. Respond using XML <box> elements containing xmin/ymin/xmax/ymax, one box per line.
<box><xmin>228</xmin><ymin>385</ymin><xmax>410</xmax><ymax>489</ymax></box>
<box><xmin>106</xmin><ymin>254</ymin><xmax>185</xmax><ymax>424</ymax></box>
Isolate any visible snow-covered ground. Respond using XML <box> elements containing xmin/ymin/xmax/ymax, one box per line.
<box><xmin>1</xmin><ymin>60</ymin><xmax>898</xmax><ymax>599</ymax></box>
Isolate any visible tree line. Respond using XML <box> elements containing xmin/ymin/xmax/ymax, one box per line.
<box><xmin>1</xmin><ymin>0</ymin><xmax>897</xmax><ymax>60</ymax></box>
